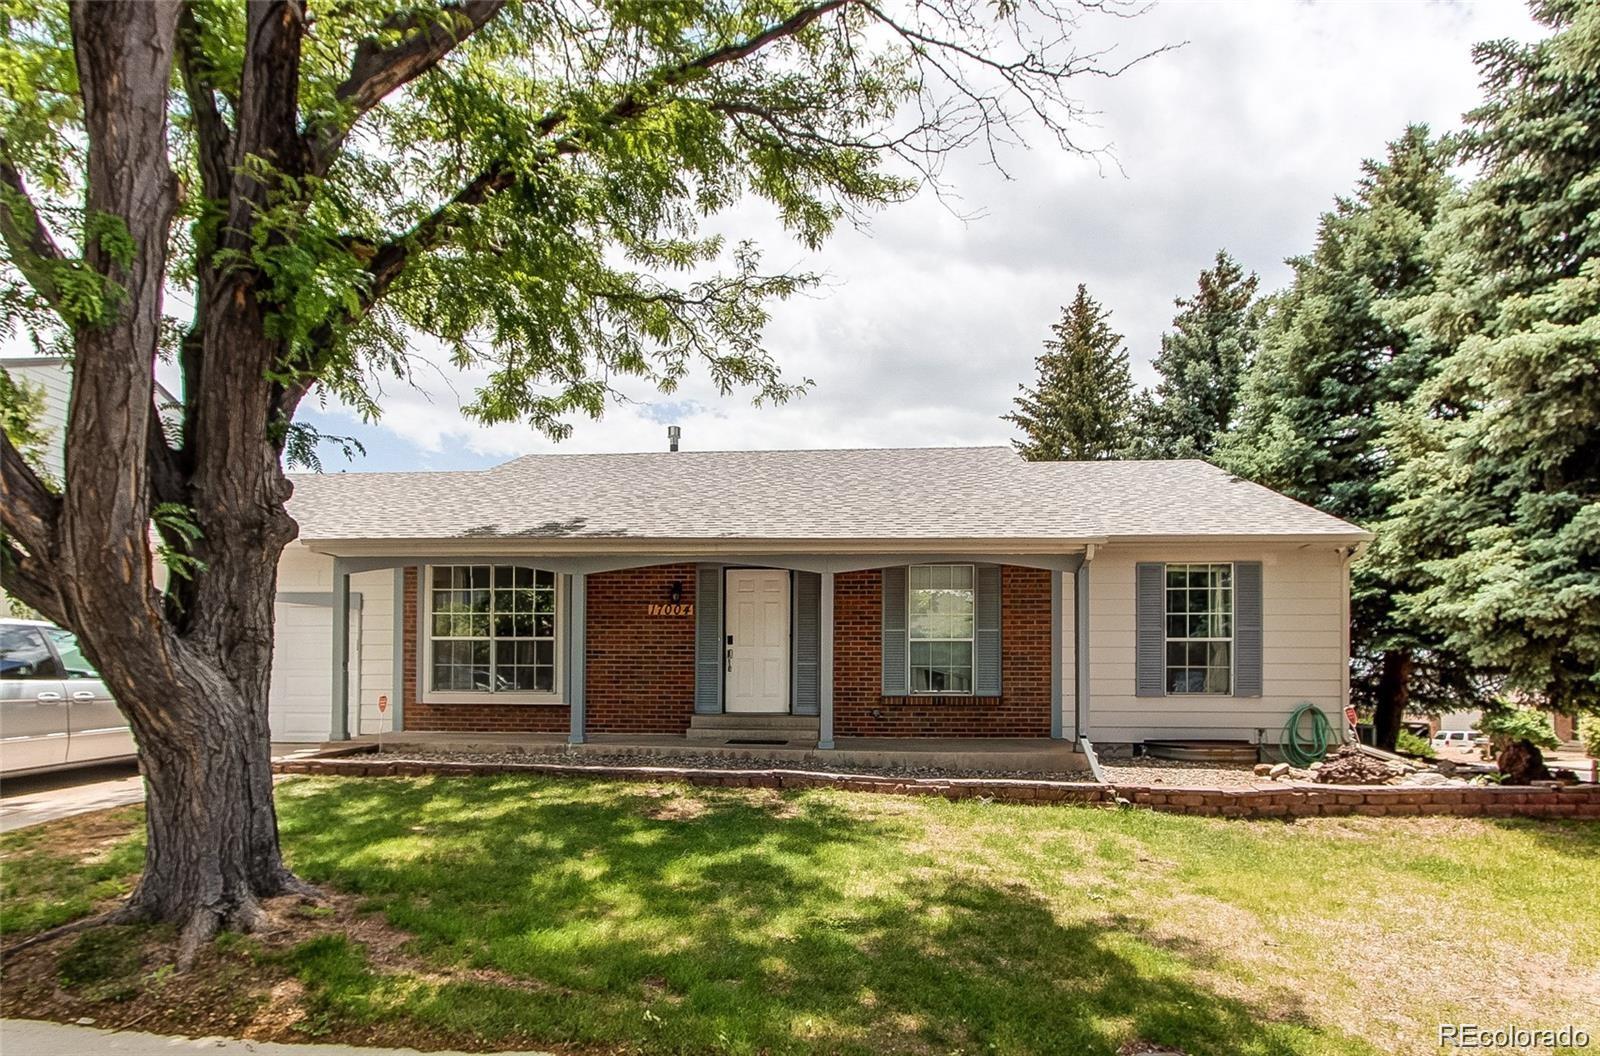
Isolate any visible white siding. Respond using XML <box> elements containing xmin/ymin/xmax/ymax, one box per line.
<box><xmin>3</xmin><ymin>358</ymin><xmax>73</xmax><ymax>481</ymax></box>
<box><xmin>1081</xmin><ymin>542</ymin><xmax>1349</xmax><ymax>745</ymax></box>
<box><xmin>270</xmin><ymin>545</ymin><xmax>395</xmax><ymax>741</ymax></box>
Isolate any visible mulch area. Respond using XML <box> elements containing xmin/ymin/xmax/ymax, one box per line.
<box><xmin>1097</xmin><ymin>757</ymin><xmax>1269</xmax><ymax>790</ymax></box>
<box><xmin>374</xmin><ymin>747</ymin><xmax>1097</xmax><ymax>783</ymax></box>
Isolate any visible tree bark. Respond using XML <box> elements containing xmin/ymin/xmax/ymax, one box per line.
<box><xmin>1372</xmin><ymin>649</ymin><xmax>1413</xmax><ymax>751</ymax></box>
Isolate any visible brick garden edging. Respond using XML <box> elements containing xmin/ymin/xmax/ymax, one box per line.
<box><xmin>272</xmin><ymin>756</ymin><xmax>1600</xmax><ymax>819</ymax></box>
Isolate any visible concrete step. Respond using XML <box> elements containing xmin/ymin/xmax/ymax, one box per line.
<box><xmin>688</xmin><ymin>713</ymin><xmax>820</xmax><ymax>731</ymax></box>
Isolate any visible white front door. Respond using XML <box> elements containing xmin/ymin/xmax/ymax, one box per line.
<box><xmin>725</xmin><ymin>569</ymin><xmax>790</xmax><ymax>714</ymax></box>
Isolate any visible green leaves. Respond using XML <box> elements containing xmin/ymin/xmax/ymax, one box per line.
<box><xmin>151</xmin><ymin>502</ymin><xmax>207</xmax><ymax>585</ymax></box>
<box><xmin>1384</xmin><ymin>2</ymin><xmax>1600</xmax><ymax>711</ymax></box>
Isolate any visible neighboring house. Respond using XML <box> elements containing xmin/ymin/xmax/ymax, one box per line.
<box><xmin>0</xmin><ymin>356</ymin><xmax>179</xmax><ymax>619</ymax></box>
<box><xmin>0</xmin><ymin>355</ymin><xmax>179</xmax><ymax>483</ymax></box>
<box><xmin>273</xmin><ymin>446</ymin><xmax>1369</xmax><ymax>750</ymax></box>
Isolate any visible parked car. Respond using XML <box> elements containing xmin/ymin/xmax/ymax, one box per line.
<box><xmin>1</xmin><ymin>618</ymin><xmax>136</xmax><ymax>775</ymax></box>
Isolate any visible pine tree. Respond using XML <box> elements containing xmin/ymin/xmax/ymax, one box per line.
<box><xmin>1385</xmin><ymin>0</ymin><xmax>1600</xmax><ymax>713</ymax></box>
<box><xmin>1004</xmin><ymin>285</ymin><xmax>1135</xmax><ymax>461</ymax></box>
<box><xmin>1217</xmin><ymin>127</ymin><xmax>1474</xmax><ymax>748</ymax></box>
<box><xmin>1130</xmin><ymin>250</ymin><xmax>1260</xmax><ymax>459</ymax></box>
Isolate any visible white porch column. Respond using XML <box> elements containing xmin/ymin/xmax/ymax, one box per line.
<box><xmin>1075</xmin><ymin>556</ymin><xmax>1092</xmax><ymax>744</ymax></box>
<box><xmin>567</xmin><ymin>572</ymin><xmax>587</xmax><ymax>745</ymax></box>
<box><xmin>330</xmin><ymin>558</ymin><xmax>351</xmax><ymax>741</ymax></box>
<box><xmin>818</xmin><ymin>570</ymin><xmax>835</xmax><ymax>750</ymax></box>
<box><xmin>1050</xmin><ymin>569</ymin><xmax>1065</xmax><ymax>740</ymax></box>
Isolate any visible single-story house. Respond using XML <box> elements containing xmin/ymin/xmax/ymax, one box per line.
<box><xmin>271</xmin><ymin>446</ymin><xmax>1369</xmax><ymax>752</ymax></box>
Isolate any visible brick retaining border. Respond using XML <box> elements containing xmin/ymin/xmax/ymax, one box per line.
<box><xmin>272</xmin><ymin>757</ymin><xmax>1600</xmax><ymax>819</ymax></box>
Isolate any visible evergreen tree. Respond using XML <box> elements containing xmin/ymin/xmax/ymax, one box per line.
<box><xmin>1004</xmin><ymin>285</ymin><xmax>1134</xmax><ymax>460</ymax></box>
<box><xmin>1130</xmin><ymin>250</ymin><xmax>1260</xmax><ymax>459</ymax></box>
<box><xmin>1385</xmin><ymin>0</ymin><xmax>1600</xmax><ymax>713</ymax></box>
<box><xmin>1218</xmin><ymin>127</ymin><xmax>1473</xmax><ymax>749</ymax></box>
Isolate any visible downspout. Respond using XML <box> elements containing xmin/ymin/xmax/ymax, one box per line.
<box><xmin>1338</xmin><ymin>541</ymin><xmax>1367</xmax><ymax>745</ymax></box>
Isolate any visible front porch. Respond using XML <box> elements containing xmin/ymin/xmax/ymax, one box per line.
<box><xmin>318</xmin><ymin>547</ymin><xmax>1092</xmax><ymax>756</ymax></box>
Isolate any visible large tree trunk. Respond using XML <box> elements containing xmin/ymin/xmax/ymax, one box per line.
<box><xmin>1372</xmin><ymin>649</ymin><xmax>1413</xmax><ymax>751</ymax></box>
<box><xmin>122</xmin><ymin>652</ymin><xmax>302</xmax><ymax>953</ymax></box>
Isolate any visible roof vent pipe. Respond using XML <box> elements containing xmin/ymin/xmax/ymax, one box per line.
<box><xmin>667</xmin><ymin>425</ymin><xmax>681</xmax><ymax>452</ymax></box>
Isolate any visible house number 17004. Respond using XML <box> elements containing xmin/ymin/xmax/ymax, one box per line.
<box><xmin>645</xmin><ymin>603</ymin><xmax>694</xmax><ymax>617</ymax></box>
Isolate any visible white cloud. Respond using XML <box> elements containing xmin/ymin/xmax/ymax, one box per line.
<box><xmin>296</xmin><ymin>0</ymin><xmax>1547</xmax><ymax>467</ymax></box>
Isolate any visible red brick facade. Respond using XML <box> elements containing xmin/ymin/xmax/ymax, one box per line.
<box><xmin>585</xmin><ymin>563</ymin><xmax>698</xmax><ymax>734</ymax></box>
<box><xmin>402</xmin><ymin>562</ymin><xmax>1053</xmax><ymax>738</ymax></box>
<box><xmin>402</xmin><ymin>563</ymin><xmax>698</xmax><ymax>734</ymax></box>
<box><xmin>832</xmin><ymin>566</ymin><xmax>1052</xmax><ymax>738</ymax></box>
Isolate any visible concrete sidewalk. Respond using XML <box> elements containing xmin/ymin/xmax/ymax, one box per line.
<box><xmin>0</xmin><ymin>1019</ymin><xmax>555</xmax><ymax>1055</ymax></box>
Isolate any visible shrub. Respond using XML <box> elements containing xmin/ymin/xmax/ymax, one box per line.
<box><xmin>1478</xmin><ymin>706</ymin><xmax>1559</xmax><ymax>750</ymax></box>
<box><xmin>1580</xmin><ymin>715</ymin><xmax>1600</xmax><ymax>759</ymax></box>
<box><xmin>1395</xmin><ymin>729</ymin><xmax>1437</xmax><ymax>759</ymax></box>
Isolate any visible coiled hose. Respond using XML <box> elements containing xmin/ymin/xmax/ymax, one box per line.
<box><xmin>1280</xmin><ymin>702</ymin><xmax>1332</xmax><ymax>767</ymax></box>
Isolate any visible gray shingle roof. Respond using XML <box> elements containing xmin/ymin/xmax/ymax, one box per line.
<box><xmin>285</xmin><ymin>446</ymin><xmax>1369</xmax><ymax>544</ymax></box>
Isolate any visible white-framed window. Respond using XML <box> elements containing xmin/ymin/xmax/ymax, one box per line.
<box><xmin>908</xmin><ymin>564</ymin><xmax>975</xmax><ymax>694</ymax></box>
<box><xmin>426</xmin><ymin>565</ymin><xmax>559</xmax><ymax>697</ymax></box>
<box><xmin>1165</xmin><ymin>563</ymin><xmax>1232</xmax><ymax>694</ymax></box>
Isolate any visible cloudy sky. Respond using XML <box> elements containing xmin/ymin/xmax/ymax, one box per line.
<box><xmin>245</xmin><ymin>1</ymin><xmax>1542</xmax><ymax>471</ymax></box>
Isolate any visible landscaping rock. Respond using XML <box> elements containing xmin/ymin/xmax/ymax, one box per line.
<box><xmin>1313</xmin><ymin>744</ymin><xmax>1401</xmax><ymax>785</ymax></box>
<box><xmin>1253</xmin><ymin>763</ymin><xmax>1274</xmax><ymax>776</ymax></box>
<box><xmin>1269</xmin><ymin>762</ymin><xmax>1291</xmax><ymax>778</ymax></box>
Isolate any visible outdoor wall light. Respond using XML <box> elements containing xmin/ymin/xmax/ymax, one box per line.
<box><xmin>667</xmin><ymin>580</ymin><xmax>684</xmax><ymax>605</ymax></box>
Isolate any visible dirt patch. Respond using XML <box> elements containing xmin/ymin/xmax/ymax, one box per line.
<box><xmin>0</xmin><ymin>890</ymin><xmax>567</xmax><ymax>1053</ymax></box>
<box><xmin>636</xmin><ymin>785</ymin><xmax>710</xmax><ymax>821</ymax></box>
<box><xmin>0</xmin><ymin>806</ymin><xmax>141</xmax><ymax>865</ymax></box>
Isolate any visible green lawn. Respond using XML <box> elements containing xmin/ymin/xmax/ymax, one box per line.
<box><xmin>3</xmin><ymin>776</ymin><xmax>1597</xmax><ymax>1056</ymax></box>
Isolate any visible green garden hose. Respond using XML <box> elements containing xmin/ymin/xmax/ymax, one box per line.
<box><xmin>1280</xmin><ymin>703</ymin><xmax>1332</xmax><ymax>767</ymax></box>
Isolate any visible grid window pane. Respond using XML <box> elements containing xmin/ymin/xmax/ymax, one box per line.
<box><xmin>430</xmin><ymin>565</ymin><xmax>557</xmax><ymax>694</ymax></box>
<box><xmin>908</xmin><ymin>565</ymin><xmax>977</xmax><ymax>695</ymax></box>
<box><xmin>1162</xmin><ymin>563</ymin><xmax>1233</xmax><ymax>695</ymax></box>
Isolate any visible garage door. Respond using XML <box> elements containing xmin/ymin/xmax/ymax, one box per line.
<box><xmin>269</xmin><ymin>601</ymin><xmax>360</xmax><ymax>742</ymax></box>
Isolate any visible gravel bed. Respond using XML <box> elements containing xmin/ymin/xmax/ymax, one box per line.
<box><xmin>371</xmin><ymin>747</ymin><xmax>1096</xmax><ymax>783</ymax></box>
<box><xmin>1098</xmin><ymin>757</ymin><xmax>1269</xmax><ymax>789</ymax></box>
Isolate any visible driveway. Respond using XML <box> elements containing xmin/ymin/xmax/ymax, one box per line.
<box><xmin>0</xmin><ymin>745</ymin><xmax>329</xmax><ymax>833</ymax></box>
<box><xmin>1</xmin><ymin>1018</ymin><xmax>553</xmax><ymax>1055</ymax></box>
<box><xmin>0</xmin><ymin>760</ymin><xmax>145</xmax><ymax>833</ymax></box>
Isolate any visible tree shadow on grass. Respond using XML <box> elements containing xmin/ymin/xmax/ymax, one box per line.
<box><xmin>275</xmin><ymin>777</ymin><xmax>1377</xmax><ymax>1055</ymax></box>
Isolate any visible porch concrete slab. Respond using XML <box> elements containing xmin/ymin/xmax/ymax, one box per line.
<box><xmin>334</xmin><ymin>731</ymin><xmax>568</xmax><ymax>754</ymax></box>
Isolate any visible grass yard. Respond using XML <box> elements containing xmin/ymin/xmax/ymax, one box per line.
<box><xmin>2</xmin><ymin>776</ymin><xmax>1597</xmax><ymax>1056</ymax></box>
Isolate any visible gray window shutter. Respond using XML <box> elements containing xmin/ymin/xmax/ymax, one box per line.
<box><xmin>792</xmin><ymin>571</ymin><xmax>821</xmax><ymax>716</ymax></box>
<box><xmin>881</xmin><ymin>566</ymin><xmax>908</xmax><ymax>695</ymax></box>
<box><xmin>974</xmin><ymin>564</ymin><xmax>1002</xmax><ymax>697</ymax></box>
<box><xmin>1136</xmin><ymin>562</ymin><xmax>1166</xmax><ymax>697</ymax></box>
<box><xmin>694</xmin><ymin>564</ymin><xmax>723</xmax><ymax>714</ymax></box>
<box><xmin>1234</xmin><ymin>561</ymin><xmax>1263</xmax><ymax>697</ymax></box>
